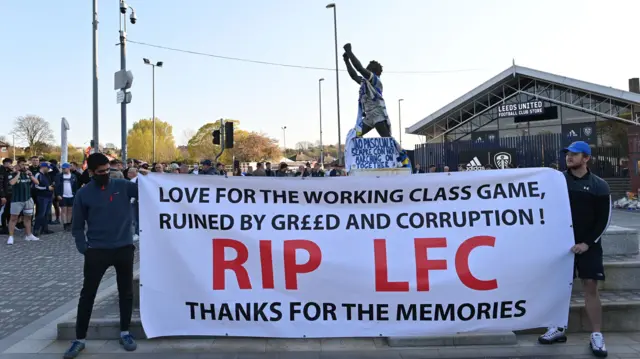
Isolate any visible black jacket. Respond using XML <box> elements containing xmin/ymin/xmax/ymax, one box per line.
<box><xmin>564</xmin><ymin>170</ymin><xmax>611</xmax><ymax>247</ymax></box>
<box><xmin>0</xmin><ymin>166</ymin><xmax>10</xmax><ymax>198</ymax></box>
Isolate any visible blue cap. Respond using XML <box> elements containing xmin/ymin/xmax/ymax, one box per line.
<box><xmin>40</xmin><ymin>162</ymin><xmax>50</xmax><ymax>168</ymax></box>
<box><xmin>201</xmin><ymin>159</ymin><xmax>212</xmax><ymax>166</ymax></box>
<box><xmin>61</xmin><ymin>163</ymin><xmax>71</xmax><ymax>169</ymax></box>
<box><xmin>563</xmin><ymin>141</ymin><xmax>591</xmax><ymax>156</ymax></box>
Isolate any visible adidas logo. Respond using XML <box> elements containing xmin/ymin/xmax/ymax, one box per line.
<box><xmin>567</xmin><ymin>130</ymin><xmax>578</xmax><ymax>137</ymax></box>
<box><xmin>466</xmin><ymin>157</ymin><xmax>484</xmax><ymax>171</ymax></box>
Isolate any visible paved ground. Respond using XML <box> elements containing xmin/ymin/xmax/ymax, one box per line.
<box><xmin>0</xmin><ymin>224</ymin><xmax>139</xmax><ymax>340</ymax></box>
<box><xmin>0</xmin><ymin>354</ymin><xmax>633</xmax><ymax>359</ymax></box>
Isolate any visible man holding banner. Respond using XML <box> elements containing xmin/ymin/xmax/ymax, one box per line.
<box><xmin>538</xmin><ymin>141</ymin><xmax>611</xmax><ymax>358</ymax></box>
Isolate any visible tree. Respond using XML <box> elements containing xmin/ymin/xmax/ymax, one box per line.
<box><xmin>127</xmin><ymin>118</ymin><xmax>179</xmax><ymax>162</ymax></box>
<box><xmin>295</xmin><ymin>141</ymin><xmax>313</xmax><ymax>151</ymax></box>
<box><xmin>187</xmin><ymin>120</ymin><xmax>281</xmax><ymax>163</ymax></box>
<box><xmin>12</xmin><ymin>115</ymin><xmax>55</xmax><ymax>155</ymax></box>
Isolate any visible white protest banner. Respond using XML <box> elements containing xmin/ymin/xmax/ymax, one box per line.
<box><xmin>139</xmin><ymin>168</ymin><xmax>574</xmax><ymax>338</ymax></box>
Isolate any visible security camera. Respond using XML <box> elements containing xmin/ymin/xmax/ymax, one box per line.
<box><xmin>119</xmin><ymin>0</ymin><xmax>128</xmax><ymax>14</ymax></box>
<box><xmin>129</xmin><ymin>10</ymin><xmax>137</xmax><ymax>24</ymax></box>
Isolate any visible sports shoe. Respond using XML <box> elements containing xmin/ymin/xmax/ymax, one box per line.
<box><xmin>590</xmin><ymin>332</ymin><xmax>607</xmax><ymax>357</ymax></box>
<box><xmin>25</xmin><ymin>234</ymin><xmax>39</xmax><ymax>241</ymax></box>
<box><xmin>63</xmin><ymin>340</ymin><xmax>85</xmax><ymax>359</ymax></box>
<box><xmin>6</xmin><ymin>236</ymin><xmax>14</xmax><ymax>245</ymax></box>
<box><xmin>119</xmin><ymin>333</ymin><xmax>137</xmax><ymax>351</ymax></box>
<box><xmin>538</xmin><ymin>327</ymin><xmax>567</xmax><ymax>344</ymax></box>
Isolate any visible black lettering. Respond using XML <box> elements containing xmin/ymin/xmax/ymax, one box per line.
<box><xmin>397</xmin><ymin>304</ymin><xmax>416</xmax><ymax>320</ymax></box>
<box><xmin>185</xmin><ymin>301</ymin><xmax>198</xmax><ymax>319</ymax></box>
<box><xmin>513</xmin><ymin>300</ymin><xmax>526</xmax><ymax>318</ymax></box>
<box><xmin>270</xmin><ymin>302</ymin><xmax>283</xmax><ymax>321</ymax></box>
<box><xmin>342</xmin><ymin>303</ymin><xmax>356</xmax><ymax>320</ymax></box>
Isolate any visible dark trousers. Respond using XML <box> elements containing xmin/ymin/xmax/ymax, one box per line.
<box><xmin>34</xmin><ymin>196</ymin><xmax>52</xmax><ymax>232</ymax></box>
<box><xmin>1</xmin><ymin>195</ymin><xmax>10</xmax><ymax>228</ymax></box>
<box><xmin>75</xmin><ymin>245</ymin><xmax>135</xmax><ymax>339</ymax></box>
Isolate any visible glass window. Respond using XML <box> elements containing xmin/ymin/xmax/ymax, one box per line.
<box><xmin>561</xmin><ymin>107</ymin><xmax>595</xmax><ymax>124</ymax></box>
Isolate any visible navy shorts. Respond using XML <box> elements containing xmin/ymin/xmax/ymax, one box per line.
<box><xmin>60</xmin><ymin>197</ymin><xmax>75</xmax><ymax>207</ymax></box>
<box><xmin>574</xmin><ymin>245</ymin><xmax>605</xmax><ymax>281</ymax></box>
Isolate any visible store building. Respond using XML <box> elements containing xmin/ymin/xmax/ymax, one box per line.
<box><xmin>406</xmin><ymin>65</ymin><xmax>640</xmax><ymax>196</ymax></box>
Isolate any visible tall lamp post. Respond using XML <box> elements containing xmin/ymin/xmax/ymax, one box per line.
<box><xmin>318</xmin><ymin>78</ymin><xmax>325</xmax><ymax>165</ymax></box>
<box><xmin>116</xmin><ymin>0</ymin><xmax>137</xmax><ymax>164</ymax></box>
<box><xmin>326</xmin><ymin>3</ymin><xmax>342</xmax><ymax>165</ymax></box>
<box><xmin>398</xmin><ymin>98</ymin><xmax>404</xmax><ymax>148</ymax></box>
<box><xmin>281</xmin><ymin>126</ymin><xmax>287</xmax><ymax>152</ymax></box>
<box><xmin>143</xmin><ymin>58</ymin><xmax>163</xmax><ymax>163</ymax></box>
<box><xmin>92</xmin><ymin>0</ymin><xmax>99</xmax><ymax>154</ymax></box>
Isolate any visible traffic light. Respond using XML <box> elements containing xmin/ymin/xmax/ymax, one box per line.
<box><xmin>224</xmin><ymin>121</ymin><xmax>234</xmax><ymax>149</ymax></box>
<box><xmin>212</xmin><ymin>130</ymin><xmax>221</xmax><ymax>145</ymax></box>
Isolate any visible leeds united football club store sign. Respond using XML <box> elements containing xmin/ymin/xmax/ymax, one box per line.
<box><xmin>497</xmin><ymin>101</ymin><xmax>545</xmax><ymax>118</ymax></box>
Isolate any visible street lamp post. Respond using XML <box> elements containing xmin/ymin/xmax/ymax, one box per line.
<box><xmin>318</xmin><ymin>78</ymin><xmax>325</xmax><ymax>165</ymax></box>
<box><xmin>281</xmin><ymin>126</ymin><xmax>287</xmax><ymax>152</ymax></box>
<box><xmin>143</xmin><ymin>58</ymin><xmax>163</xmax><ymax>163</ymax></box>
<box><xmin>92</xmin><ymin>0</ymin><xmax>99</xmax><ymax>154</ymax></box>
<box><xmin>326</xmin><ymin>3</ymin><xmax>342</xmax><ymax>165</ymax></box>
<box><xmin>116</xmin><ymin>0</ymin><xmax>137</xmax><ymax>164</ymax></box>
<box><xmin>398</xmin><ymin>98</ymin><xmax>404</xmax><ymax>148</ymax></box>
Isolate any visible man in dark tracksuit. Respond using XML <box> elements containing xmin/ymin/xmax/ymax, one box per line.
<box><xmin>33</xmin><ymin>163</ymin><xmax>54</xmax><ymax>236</ymax></box>
<box><xmin>538</xmin><ymin>141</ymin><xmax>611</xmax><ymax>358</ymax></box>
<box><xmin>0</xmin><ymin>158</ymin><xmax>11</xmax><ymax>234</ymax></box>
<box><xmin>65</xmin><ymin>153</ymin><xmax>146</xmax><ymax>359</ymax></box>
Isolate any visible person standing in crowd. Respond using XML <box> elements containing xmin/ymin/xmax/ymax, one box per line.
<box><xmin>49</xmin><ymin>159</ymin><xmax>61</xmax><ymax>225</ymax></box>
<box><xmin>276</xmin><ymin>163</ymin><xmax>289</xmax><ymax>177</ymax></box>
<box><xmin>311</xmin><ymin>162</ymin><xmax>325</xmax><ymax>177</ymax></box>
<box><xmin>6</xmin><ymin>157</ymin><xmax>39</xmax><ymax>245</ymax></box>
<box><xmin>109</xmin><ymin>160</ymin><xmax>125</xmax><ymax>179</ymax></box>
<box><xmin>28</xmin><ymin>156</ymin><xmax>39</xmax><ymax>174</ymax></box>
<box><xmin>55</xmin><ymin>163</ymin><xmax>78</xmax><ymax>231</ymax></box>
<box><xmin>413</xmin><ymin>164</ymin><xmax>424</xmax><ymax>174</ymax></box>
<box><xmin>538</xmin><ymin>141</ymin><xmax>611</xmax><ymax>358</ymax></box>
<box><xmin>216</xmin><ymin>163</ymin><xmax>226</xmax><ymax>176</ymax></box>
<box><xmin>265</xmin><ymin>162</ymin><xmax>274</xmax><ymax>177</ymax></box>
<box><xmin>64</xmin><ymin>153</ymin><xmax>146</xmax><ymax>358</ymax></box>
<box><xmin>70</xmin><ymin>162</ymin><xmax>82</xmax><ymax>183</ymax></box>
<box><xmin>443</xmin><ymin>166</ymin><xmax>450</xmax><ymax>173</ymax></box>
<box><xmin>199</xmin><ymin>160</ymin><xmax>216</xmax><ymax>175</ymax></box>
<box><xmin>33</xmin><ymin>163</ymin><xmax>54</xmax><ymax>236</ymax></box>
<box><xmin>0</xmin><ymin>158</ymin><xmax>11</xmax><ymax>234</ymax></box>
<box><xmin>125</xmin><ymin>167</ymin><xmax>139</xmax><ymax>241</ymax></box>
<box><xmin>253</xmin><ymin>163</ymin><xmax>266</xmax><ymax>176</ymax></box>
<box><xmin>190</xmin><ymin>163</ymin><xmax>199</xmax><ymax>175</ymax></box>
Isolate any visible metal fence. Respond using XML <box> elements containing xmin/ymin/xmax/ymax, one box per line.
<box><xmin>414</xmin><ymin>133</ymin><xmax>627</xmax><ymax>177</ymax></box>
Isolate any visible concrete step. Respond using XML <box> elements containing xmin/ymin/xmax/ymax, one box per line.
<box><xmin>572</xmin><ymin>255</ymin><xmax>640</xmax><ymax>292</ymax></box>
<box><xmin>601</xmin><ymin>225</ymin><xmax>639</xmax><ymax>256</ymax></box>
<box><xmin>58</xmin><ymin>290</ymin><xmax>640</xmax><ymax>341</ymax></box>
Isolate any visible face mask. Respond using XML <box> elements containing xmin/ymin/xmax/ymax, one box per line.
<box><xmin>93</xmin><ymin>173</ymin><xmax>110</xmax><ymax>186</ymax></box>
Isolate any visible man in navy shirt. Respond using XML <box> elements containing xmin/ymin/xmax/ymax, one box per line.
<box><xmin>64</xmin><ymin>153</ymin><xmax>147</xmax><ymax>358</ymax></box>
<box><xmin>538</xmin><ymin>141</ymin><xmax>611</xmax><ymax>358</ymax></box>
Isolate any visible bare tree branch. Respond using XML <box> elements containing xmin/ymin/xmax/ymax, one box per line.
<box><xmin>11</xmin><ymin>115</ymin><xmax>55</xmax><ymax>155</ymax></box>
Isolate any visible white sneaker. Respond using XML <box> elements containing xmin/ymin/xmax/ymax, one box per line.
<box><xmin>538</xmin><ymin>327</ymin><xmax>567</xmax><ymax>344</ymax></box>
<box><xmin>590</xmin><ymin>332</ymin><xmax>607</xmax><ymax>357</ymax></box>
<box><xmin>6</xmin><ymin>236</ymin><xmax>14</xmax><ymax>245</ymax></box>
<box><xmin>25</xmin><ymin>234</ymin><xmax>40</xmax><ymax>241</ymax></box>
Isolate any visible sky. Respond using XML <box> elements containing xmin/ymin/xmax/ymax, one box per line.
<box><xmin>1</xmin><ymin>0</ymin><xmax>639</xmax><ymax>151</ymax></box>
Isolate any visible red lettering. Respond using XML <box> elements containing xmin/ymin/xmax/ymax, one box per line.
<box><xmin>212</xmin><ymin>238</ymin><xmax>250</xmax><ymax>290</ymax></box>
<box><xmin>259</xmin><ymin>240</ymin><xmax>274</xmax><ymax>289</ymax></box>
<box><xmin>414</xmin><ymin>238</ymin><xmax>448</xmax><ymax>291</ymax></box>
<box><xmin>374</xmin><ymin>239</ymin><xmax>409</xmax><ymax>292</ymax></box>
<box><xmin>283</xmin><ymin>240</ymin><xmax>322</xmax><ymax>290</ymax></box>
<box><xmin>455</xmin><ymin>235</ymin><xmax>498</xmax><ymax>291</ymax></box>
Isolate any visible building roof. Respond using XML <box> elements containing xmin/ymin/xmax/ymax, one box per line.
<box><xmin>406</xmin><ymin>64</ymin><xmax>640</xmax><ymax>135</ymax></box>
